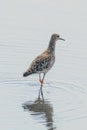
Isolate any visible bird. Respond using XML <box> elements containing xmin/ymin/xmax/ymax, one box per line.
<box><xmin>23</xmin><ymin>33</ymin><xmax>65</xmax><ymax>88</ymax></box>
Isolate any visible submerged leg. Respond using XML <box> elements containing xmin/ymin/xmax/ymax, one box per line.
<box><xmin>38</xmin><ymin>86</ymin><xmax>44</xmax><ymax>101</ymax></box>
<box><xmin>38</xmin><ymin>73</ymin><xmax>45</xmax><ymax>99</ymax></box>
<box><xmin>38</xmin><ymin>84</ymin><xmax>43</xmax><ymax>98</ymax></box>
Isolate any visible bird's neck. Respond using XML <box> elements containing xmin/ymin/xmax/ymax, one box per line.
<box><xmin>47</xmin><ymin>39</ymin><xmax>56</xmax><ymax>55</ymax></box>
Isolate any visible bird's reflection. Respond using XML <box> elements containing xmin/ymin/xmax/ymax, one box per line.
<box><xmin>22</xmin><ymin>89</ymin><xmax>56</xmax><ymax>130</ymax></box>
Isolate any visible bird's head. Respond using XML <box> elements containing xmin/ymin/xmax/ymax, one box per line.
<box><xmin>51</xmin><ymin>33</ymin><xmax>65</xmax><ymax>42</ymax></box>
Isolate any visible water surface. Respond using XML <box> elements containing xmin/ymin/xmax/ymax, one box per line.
<box><xmin>0</xmin><ymin>0</ymin><xmax>87</xmax><ymax>130</ymax></box>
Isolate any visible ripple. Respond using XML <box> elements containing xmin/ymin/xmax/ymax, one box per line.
<box><xmin>0</xmin><ymin>77</ymin><xmax>87</xmax><ymax>129</ymax></box>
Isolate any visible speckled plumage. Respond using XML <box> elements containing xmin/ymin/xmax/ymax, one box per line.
<box><xmin>25</xmin><ymin>50</ymin><xmax>55</xmax><ymax>75</ymax></box>
<box><xmin>23</xmin><ymin>33</ymin><xmax>65</xmax><ymax>85</ymax></box>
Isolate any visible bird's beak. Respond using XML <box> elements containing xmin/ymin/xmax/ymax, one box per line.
<box><xmin>59</xmin><ymin>37</ymin><xmax>65</xmax><ymax>41</ymax></box>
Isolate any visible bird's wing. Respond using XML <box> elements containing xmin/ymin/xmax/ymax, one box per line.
<box><xmin>27</xmin><ymin>53</ymin><xmax>51</xmax><ymax>73</ymax></box>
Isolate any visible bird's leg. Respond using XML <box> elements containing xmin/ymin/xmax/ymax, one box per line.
<box><xmin>39</xmin><ymin>73</ymin><xmax>45</xmax><ymax>85</ymax></box>
<box><xmin>38</xmin><ymin>86</ymin><xmax>44</xmax><ymax>101</ymax></box>
<box><xmin>40</xmin><ymin>87</ymin><xmax>44</xmax><ymax>101</ymax></box>
<box><xmin>39</xmin><ymin>74</ymin><xmax>42</xmax><ymax>83</ymax></box>
<box><xmin>38</xmin><ymin>73</ymin><xmax>45</xmax><ymax>99</ymax></box>
<box><xmin>41</xmin><ymin>73</ymin><xmax>45</xmax><ymax>84</ymax></box>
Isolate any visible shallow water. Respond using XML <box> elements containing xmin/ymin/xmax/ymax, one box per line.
<box><xmin>0</xmin><ymin>79</ymin><xmax>87</xmax><ymax>130</ymax></box>
<box><xmin>0</xmin><ymin>0</ymin><xmax>87</xmax><ymax>130</ymax></box>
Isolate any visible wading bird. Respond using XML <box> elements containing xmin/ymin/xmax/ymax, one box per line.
<box><xmin>23</xmin><ymin>33</ymin><xmax>65</xmax><ymax>90</ymax></box>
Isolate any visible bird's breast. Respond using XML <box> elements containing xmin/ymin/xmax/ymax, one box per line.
<box><xmin>49</xmin><ymin>55</ymin><xmax>55</xmax><ymax>68</ymax></box>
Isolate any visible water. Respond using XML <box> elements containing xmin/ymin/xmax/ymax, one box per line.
<box><xmin>0</xmin><ymin>0</ymin><xmax>87</xmax><ymax>130</ymax></box>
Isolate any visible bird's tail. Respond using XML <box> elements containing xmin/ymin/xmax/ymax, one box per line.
<box><xmin>23</xmin><ymin>70</ymin><xmax>32</xmax><ymax>77</ymax></box>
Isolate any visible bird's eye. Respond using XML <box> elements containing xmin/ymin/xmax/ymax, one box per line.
<box><xmin>57</xmin><ymin>35</ymin><xmax>59</xmax><ymax>38</ymax></box>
